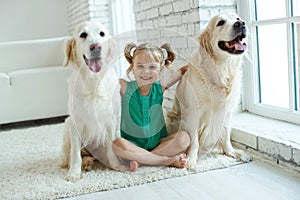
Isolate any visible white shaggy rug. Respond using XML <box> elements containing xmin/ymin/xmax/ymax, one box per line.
<box><xmin>0</xmin><ymin>123</ymin><xmax>243</xmax><ymax>200</ymax></box>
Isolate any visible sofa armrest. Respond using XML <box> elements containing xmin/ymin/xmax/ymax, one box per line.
<box><xmin>0</xmin><ymin>73</ymin><xmax>10</xmax><ymax>88</ymax></box>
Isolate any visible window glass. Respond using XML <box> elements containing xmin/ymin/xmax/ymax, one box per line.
<box><xmin>257</xmin><ymin>24</ymin><xmax>290</xmax><ymax>109</ymax></box>
<box><xmin>293</xmin><ymin>0</ymin><xmax>300</xmax><ymax>16</ymax></box>
<box><xmin>295</xmin><ymin>23</ymin><xmax>300</xmax><ymax>109</ymax></box>
<box><xmin>255</xmin><ymin>0</ymin><xmax>286</xmax><ymax>20</ymax></box>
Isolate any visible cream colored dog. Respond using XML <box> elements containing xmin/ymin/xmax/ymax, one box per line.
<box><xmin>60</xmin><ymin>21</ymin><xmax>126</xmax><ymax>181</ymax></box>
<box><xmin>167</xmin><ymin>13</ymin><xmax>251</xmax><ymax>168</ymax></box>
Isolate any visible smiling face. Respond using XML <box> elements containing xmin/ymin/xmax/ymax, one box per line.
<box><xmin>132</xmin><ymin>50</ymin><xmax>162</xmax><ymax>87</ymax></box>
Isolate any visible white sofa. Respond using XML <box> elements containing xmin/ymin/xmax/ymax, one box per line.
<box><xmin>0</xmin><ymin>37</ymin><xmax>71</xmax><ymax>124</ymax></box>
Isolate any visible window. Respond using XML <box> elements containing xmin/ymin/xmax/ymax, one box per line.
<box><xmin>238</xmin><ymin>0</ymin><xmax>300</xmax><ymax>125</ymax></box>
<box><xmin>109</xmin><ymin>0</ymin><xmax>136</xmax><ymax>77</ymax></box>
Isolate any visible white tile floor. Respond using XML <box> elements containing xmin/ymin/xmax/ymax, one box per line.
<box><xmin>65</xmin><ymin>161</ymin><xmax>300</xmax><ymax>200</ymax></box>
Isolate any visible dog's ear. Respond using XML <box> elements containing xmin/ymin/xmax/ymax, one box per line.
<box><xmin>198</xmin><ymin>31</ymin><xmax>218</xmax><ymax>62</ymax></box>
<box><xmin>105</xmin><ymin>37</ymin><xmax>117</xmax><ymax>65</ymax></box>
<box><xmin>198</xmin><ymin>31</ymin><xmax>213</xmax><ymax>57</ymax></box>
<box><xmin>63</xmin><ymin>37</ymin><xmax>77</xmax><ymax>67</ymax></box>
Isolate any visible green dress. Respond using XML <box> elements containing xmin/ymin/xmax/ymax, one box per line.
<box><xmin>121</xmin><ymin>81</ymin><xmax>167</xmax><ymax>151</ymax></box>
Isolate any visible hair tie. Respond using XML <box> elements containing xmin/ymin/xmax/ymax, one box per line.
<box><xmin>130</xmin><ymin>47</ymin><xmax>136</xmax><ymax>57</ymax></box>
<box><xmin>161</xmin><ymin>48</ymin><xmax>168</xmax><ymax>61</ymax></box>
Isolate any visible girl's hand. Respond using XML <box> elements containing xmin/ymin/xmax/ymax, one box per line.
<box><xmin>178</xmin><ymin>64</ymin><xmax>189</xmax><ymax>75</ymax></box>
<box><xmin>160</xmin><ymin>64</ymin><xmax>189</xmax><ymax>92</ymax></box>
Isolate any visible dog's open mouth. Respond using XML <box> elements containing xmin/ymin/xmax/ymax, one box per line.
<box><xmin>218</xmin><ymin>33</ymin><xmax>247</xmax><ymax>54</ymax></box>
<box><xmin>83</xmin><ymin>55</ymin><xmax>103</xmax><ymax>73</ymax></box>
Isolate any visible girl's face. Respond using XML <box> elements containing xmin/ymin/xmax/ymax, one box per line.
<box><xmin>132</xmin><ymin>51</ymin><xmax>162</xmax><ymax>87</ymax></box>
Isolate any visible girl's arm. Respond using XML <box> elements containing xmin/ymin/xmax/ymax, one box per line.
<box><xmin>160</xmin><ymin>64</ymin><xmax>189</xmax><ymax>92</ymax></box>
<box><xmin>119</xmin><ymin>78</ymin><xmax>127</xmax><ymax>97</ymax></box>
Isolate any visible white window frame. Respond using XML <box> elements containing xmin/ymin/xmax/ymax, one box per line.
<box><xmin>237</xmin><ymin>0</ymin><xmax>300</xmax><ymax>125</ymax></box>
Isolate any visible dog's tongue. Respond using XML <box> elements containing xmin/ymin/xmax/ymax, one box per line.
<box><xmin>88</xmin><ymin>58</ymin><xmax>102</xmax><ymax>73</ymax></box>
<box><xmin>231</xmin><ymin>41</ymin><xmax>247</xmax><ymax>51</ymax></box>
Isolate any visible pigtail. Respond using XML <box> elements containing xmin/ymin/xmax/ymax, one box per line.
<box><xmin>124</xmin><ymin>42</ymin><xmax>137</xmax><ymax>64</ymax></box>
<box><xmin>160</xmin><ymin>43</ymin><xmax>176</xmax><ymax>68</ymax></box>
<box><xmin>124</xmin><ymin>42</ymin><xmax>137</xmax><ymax>76</ymax></box>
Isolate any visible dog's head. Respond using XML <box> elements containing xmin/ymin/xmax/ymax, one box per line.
<box><xmin>64</xmin><ymin>21</ymin><xmax>115</xmax><ymax>73</ymax></box>
<box><xmin>198</xmin><ymin>13</ymin><xmax>247</xmax><ymax>61</ymax></box>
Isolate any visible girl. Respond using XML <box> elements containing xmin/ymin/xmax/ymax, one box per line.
<box><xmin>112</xmin><ymin>42</ymin><xmax>190</xmax><ymax>172</ymax></box>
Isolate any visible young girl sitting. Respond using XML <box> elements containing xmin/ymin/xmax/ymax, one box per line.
<box><xmin>112</xmin><ymin>42</ymin><xmax>190</xmax><ymax>172</ymax></box>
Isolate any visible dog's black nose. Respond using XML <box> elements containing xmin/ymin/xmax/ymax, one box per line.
<box><xmin>234</xmin><ymin>20</ymin><xmax>245</xmax><ymax>28</ymax></box>
<box><xmin>234</xmin><ymin>20</ymin><xmax>246</xmax><ymax>33</ymax></box>
<box><xmin>90</xmin><ymin>43</ymin><xmax>101</xmax><ymax>51</ymax></box>
<box><xmin>90</xmin><ymin>43</ymin><xmax>101</xmax><ymax>58</ymax></box>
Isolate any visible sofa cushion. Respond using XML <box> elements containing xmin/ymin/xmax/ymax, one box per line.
<box><xmin>0</xmin><ymin>66</ymin><xmax>71</xmax><ymax>124</ymax></box>
<box><xmin>0</xmin><ymin>37</ymin><xmax>66</xmax><ymax>73</ymax></box>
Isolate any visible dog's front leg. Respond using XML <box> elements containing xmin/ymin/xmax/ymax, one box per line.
<box><xmin>221</xmin><ymin>125</ymin><xmax>252</xmax><ymax>162</ymax></box>
<box><xmin>108</xmin><ymin>90</ymin><xmax>128</xmax><ymax>171</ymax></box>
<box><xmin>176</xmin><ymin>76</ymin><xmax>201</xmax><ymax>170</ymax></box>
<box><xmin>185</xmin><ymin>125</ymin><xmax>199</xmax><ymax>169</ymax></box>
<box><xmin>186</xmin><ymin>135</ymin><xmax>199</xmax><ymax>169</ymax></box>
<box><xmin>67</xmin><ymin>133</ymin><xmax>82</xmax><ymax>181</ymax></box>
<box><xmin>60</xmin><ymin>117</ymin><xmax>71</xmax><ymax>169</ymax></box>
<box><xmin>180</xmin><ymin>110</ymin><xmax>200</xmax><ymax>170</ymax></box>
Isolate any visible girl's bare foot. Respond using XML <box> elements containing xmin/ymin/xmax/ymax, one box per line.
<box><xmin>130</xmin><ymin>160</ymin><xmax>139</xmax><ymax>172</ymax></box>
<box><xmin>170</xmin><ymin>153</ymin><xmax>187</xmax><ymax>168</ymax></box>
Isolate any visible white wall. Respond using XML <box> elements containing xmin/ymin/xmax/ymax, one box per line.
<box><xmin>0</xmin><ymin>0</ymin><xmax>69</xmax><ymax>42</ymax></box>
<box><xmin>133</xmin><ymin>0</ymin><xmax>237</xmax><ymax>61</ymax></box>
<box><xmin>65</xmin><ymin>0</ymin><xmax>110</xmax><ymax>35</ymax></box>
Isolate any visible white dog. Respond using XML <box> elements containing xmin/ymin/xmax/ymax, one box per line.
<box><xmin>60</xmin><ymin>21</ymin><xmax>126</xmax><ymax>181</ymax></box>
<box><xmin>167</xmin><ymin>13</ymin><xmax>251</xmax><ymax>168</ymax></box>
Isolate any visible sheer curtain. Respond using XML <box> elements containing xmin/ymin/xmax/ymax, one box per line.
<box><xmin>109</xmin><ymin>0</ymin><xmax>136</xmax><ymax>77</ymax></box>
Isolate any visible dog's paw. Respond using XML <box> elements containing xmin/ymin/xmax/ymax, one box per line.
<box><xmin>66</xmin><ymin>172</ymin><xmax>82</xmax><ymax>182</ymax></box>
<box><xmin>66</xmin><ymin>166</ymin><xmax>82</xmax><ymax>182</ymax></box>
<box><xmin>59</xmin><ymin>155</ymin><xmax>69</xmax><ymax>169</ymax></box>
<box><xmin>226</xmin><ymin>149</ymin><xmax>252</xmax><ymax>162</ymax></box>
<box><xmin>187</xmin><ymin>156</ymin><xmax>198</xmax><ymax>171</ymax></box>
<box><xmin>60</xmin><ymin>162</ymin><xmax>69</xmax><ymax>169</ymax></box>
<box><xmin>235</xmin><ymin>150</ymin><xmax>252</xmax><ymax>162</ymax></box>
<box><xmin>187</xmin><ymin>163</ymin><xmax>198</xmax><ymax>171</ymax></box>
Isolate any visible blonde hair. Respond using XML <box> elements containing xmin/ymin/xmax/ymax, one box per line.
<box><xmin>124</xmin><ymin>42</ymin><xmax>176</xmax><ymax>75</ymax></box>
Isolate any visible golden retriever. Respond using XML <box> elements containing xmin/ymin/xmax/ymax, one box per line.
<box><xmin>60</xmin><ymin>21</ymin><xmax>126</xmax><ymax>181</ymax></box>
<box><xmin>167</xmin><ymin>13</ymin><xmax>251</xmax><ymax>168</ymax></box>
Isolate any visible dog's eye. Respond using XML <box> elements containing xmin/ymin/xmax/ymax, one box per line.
<box><xmin>100</xmin><ymin>31</ymin><xmax>105</xmax><ymax>37</ymax></box>
<box><xmin>80</xmin><ymin>32</ymin><xmax>88</xmax><ymax>38</ymax></box>
<box><xmin>217</xmin><ymin>20</ymin><xmax>225</xmax><ymax>27</ymax></box>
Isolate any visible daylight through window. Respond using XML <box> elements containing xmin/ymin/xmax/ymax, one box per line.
<box><xmin>239</xmin><ymin>0</ymin><xmax>300</xmax><ymax>124</ymax></box>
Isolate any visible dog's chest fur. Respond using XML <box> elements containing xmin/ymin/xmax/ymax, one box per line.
<box><xmin>67</xmin><ymin>66</ymin><xmax>118</xmax><ymax>145</ymax></box>
<box><xmin>189</xmin><ymin>51</ymin><xmax>242</xmax><ymax>109</ymax></box>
